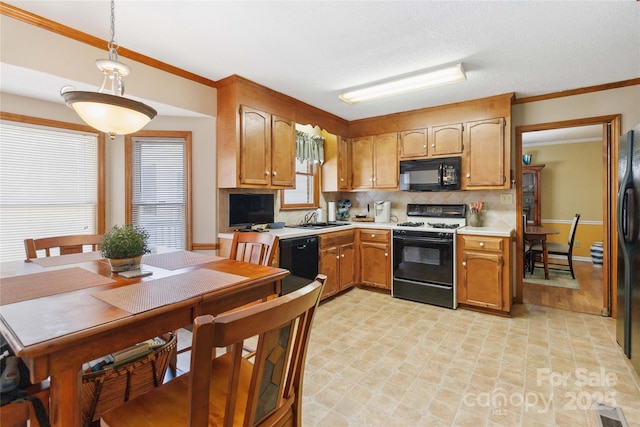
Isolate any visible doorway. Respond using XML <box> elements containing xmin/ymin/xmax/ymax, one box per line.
<box><xmin>515</xmin><ymin>115</ymin><xmax>621</xmax><ymax>317</ymax></box>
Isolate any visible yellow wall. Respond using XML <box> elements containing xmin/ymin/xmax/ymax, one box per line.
<box><xmin>526</xmin><ymin>140</ymin><xmax>604</xmax><ymax>259</ymax></box>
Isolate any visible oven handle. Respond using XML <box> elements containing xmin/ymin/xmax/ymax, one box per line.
<box><xmin>393</xmin><ymin>236</ymin><xmax>453</xmax><ymax>244</ymax></box>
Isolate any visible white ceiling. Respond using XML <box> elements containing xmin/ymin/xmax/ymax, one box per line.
<box><xmin>2</xmin><ymin>1</ymin><xmax>639</xmax><ymax>129</ymax></box>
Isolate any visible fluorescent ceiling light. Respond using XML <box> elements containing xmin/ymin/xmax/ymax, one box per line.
<box><xmin>339</xmin><ymin>63</ymin><xmax>466</xmax><ymax>104</ymax></box>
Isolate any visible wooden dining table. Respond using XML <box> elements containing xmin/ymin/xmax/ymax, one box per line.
<box><xmin>525</xmin><ymin>225</ymin><xmax>560</xmax><ymax>279</ymax></box>
<box><xmin>0</xmin><ymin>249</ymin><xmax>288</xmax><ymax>427</ymax></box>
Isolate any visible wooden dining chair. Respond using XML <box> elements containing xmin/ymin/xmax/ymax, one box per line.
<box><xmin>24</xmin><ymin>234</ymin><xmax>103</xmax><ymax>261</ymax></box>
<box><xmin>530</xmin><ymin>213</ymin><xmax>580</xmax><ymax>278</ymax></box>
<box><xmin>101</xmin><ymin>275</ymin><xmax>326</xmax><ymax>427</ymax></box>
<box><xmin>229</xmin><ymin>232</ymin><xmax>279</xmax><ymax>267</ymax></box>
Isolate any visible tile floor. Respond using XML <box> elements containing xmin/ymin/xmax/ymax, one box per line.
<box><xmin>301</xmin><ymin>288</ymin><xmax>640</xmax><ymax>426</ymax></box>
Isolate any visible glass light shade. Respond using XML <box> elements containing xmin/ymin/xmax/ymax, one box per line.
<box><xmin>339</xmin><ymin>63</ymin><xmax>466</xmax><ymax>104</ymax></box>
<box><xmin>61</xmin><ymin>91</ymin><xmax>157</xmax><ymax>138</ymax></box>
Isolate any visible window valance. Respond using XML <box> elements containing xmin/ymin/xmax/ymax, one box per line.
<box><xmin>296</xmin><ymin>130</ymin><xmax>324</xmax><ymax>164</ymax></box>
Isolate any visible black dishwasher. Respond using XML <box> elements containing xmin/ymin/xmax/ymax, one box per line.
<box><xmin>279</xmin><ymin>236</ymin><xmax>319</xmax><ymax>295</ymax></box>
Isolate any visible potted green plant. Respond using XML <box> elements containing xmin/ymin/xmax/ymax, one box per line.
<box><xmin>101</xmin><ymin>224</ymin><xmax>151</xmax><ymax>272</ymax></box>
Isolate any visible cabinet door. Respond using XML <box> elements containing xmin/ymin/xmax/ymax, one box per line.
<box><xmin>351</xmin><ymin>136</ymin><xmax>374</xmax><ymax>189</ymax></box>
<box><xmin>399</xmin><ymin>129</ymin><xmax>428</xmax><ymax>159</ymax></box>
<box><xmin>430</xmin><ymin>123</ymin><xmax>463</xmax><ymax>156</ymax></box>
<box><xmin>319</xmin><ymin>246</ymin><xmax>339</xmax><ymax>299</ymax></box>
<box><xmin>360</xmin><ymin>242</ymin><xmax>390</xmax><ymax>289</ymax></box>
<box><xmin>459</xmin><ymin>251</ymin><xmax>504</xmax><ymax>310</ymax></box>
<box><xmin>339</xmin><ymin>243</ymin><xmax>355</xmax><ymax>290</ymax></box>
<box><xmin>270</xmin><ymin>115</ymin><xmax>295</xmax><ymax>187</ymax></box>
<box><xmin>373</xmin><ymin>132</ymin><xmax>399</xmax><ymax>189</ymax></box>
<box><xmin>463</xmin><ymin>118</ymin><xmax>507</xmax><ymax>188</ymax></box>
<box><xmin>338</xmin><ymin>136</ymin><xmax>351</xmax><ymax>191</ymax></box>
<box><xmin>240</xmin><ymin>106</ymin><xmax>270</xmax><ymax>186</ymax></box>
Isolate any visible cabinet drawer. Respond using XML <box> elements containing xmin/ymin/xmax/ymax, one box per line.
<box><xmin>358</xmin><ymin>229</ymin><xmax>390</xmax><ymax>243</ymax></box>
<box><xmin>320</xmin><ymin>230</ymin><xmax>354</xmax><ymax>248</ymax></box>
<box><xmin>460</xmin><ymin>235</ymin><xmax>503</xmax><ymax>251</ymax></box>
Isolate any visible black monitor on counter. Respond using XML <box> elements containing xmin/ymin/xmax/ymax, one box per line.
<box><xmin>228</xmin><ymin>193</ymin><xmax>274</xmax><ymax>231</ymax></box>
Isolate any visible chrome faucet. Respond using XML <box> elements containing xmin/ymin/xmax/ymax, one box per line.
<box><xmin>303</xmin><ymin>210</ymin><xmax>318</xmax><ymax>224</ymax></box>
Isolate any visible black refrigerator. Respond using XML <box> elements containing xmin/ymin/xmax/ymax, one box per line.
<box><xmin>616</xmin><ymin>124</ymin><xmax>640</xmax><ymax>375</ymax></box>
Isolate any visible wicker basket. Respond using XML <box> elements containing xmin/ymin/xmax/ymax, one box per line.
<box><xmin>81</xmin><ymin>333</ymin><xmax>176</xmax><ymax>426</ymax></box>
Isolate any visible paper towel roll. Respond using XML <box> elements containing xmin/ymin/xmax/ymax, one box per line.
<box><xmin>328</xmin><ymin>201</ymin><xmax>336</xmax><ymax>222</ymax></box>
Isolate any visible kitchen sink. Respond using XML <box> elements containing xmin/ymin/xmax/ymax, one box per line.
<box><xmin>287</xmin><ymin>222</ymin><xmax>347</xmax><ymax>229</ymax></box>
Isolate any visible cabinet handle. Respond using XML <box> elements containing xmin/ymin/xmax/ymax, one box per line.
<box><xmin>272</xmin><ymin>171</ymin><xmax>277</xmax><ymax>176</ymax></box>
<box><xmin>341</xmin><ymin>254</ymin><xmax>345</xmax><ymax>258</ymax></box>
<box><xmin>265</xmin><ymin>170</ymin><xmax>270</xmax><ymax>176</ymax></box>
<box><xmin>371</xmin><ymin>234</ymin><xmax>375</xmax><ymax>238</ymax></box>
<box><xmin>385</xmin><ymin>253</ymin><xmax>388</xmax><ymax>257</ymax></box>
<box><xmin>431</xmin><ymin>143</ymin><xmax>435</xmax><ymax>148</ymax></box>
<box><xmin>466</xmin><ymin>173</ymin><xmax>471</xmax><ymax>178</ymax></box>
<box><xmin>340</xmin><ymin>178</ymin><xmax>344</xmax><ymax>181</ymax></box>
<box><xmin>462</xmin><ymin>261</ymin><xmax>467</xmax><ymax>266</ymax></box>
<box><xmin>423</xmin><ymin>144</ymin><xmax>427</xmax><ymax>148</ymax></box>
<box><xmin>336</xmin><ymin>256</ymin><xmax>340</xmax><ymax>259</ymax></box>
<box><xmin>480</xmin><ymin>242</ymin><xmax>485</xmax><ymax>247</ymax></box>
<box><xmin>372</xmin><ymin>177</ymin><xmax>376</xmax><ymax>182</ymax></box>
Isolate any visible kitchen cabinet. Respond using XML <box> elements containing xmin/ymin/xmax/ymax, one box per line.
<box><xmin>430</xmin><ymin>123</ymin><xmax>463</xmax><ymax>156</ymax></box>
<box><xmin>351</xmin><ymin>133</ymin><xmax>399</xmax><ymax>190</ymax></box>
<box><xmin>457</xmin><ymin>234</ymin><xmax>512</xmax><ymax>315</ymax></box>
<box><xmin>399</xmin><ymin>124</ymin><xmax>463</xmax><ymax>160</ymax></box>
<box><xmin>462</xmin><ymin>117</ymin><xmax>510</xmax><ymax>189</ymax></box>
<box><xmin>358</xmin><ymin>229</ymin><xmax>391</xmax><ymax>290</ymax></box>
<box><xmin>322</xmin><ymin>135</ymin><xmax>351</xmax><ymax>192</ymax></box>
<box><xmin>217</xmin><ymin>77</ymin><xmax>296</xmax><ymax>188</ymax></box>
<box><xmin>522</xmin><ymin>164</ymin><xmax>545</xmax><ymax>226</ymax></box>
<box><xmin>319</xmin><ymin>230</ymin><xmax>355</xmax><ymax>300</ymax></box>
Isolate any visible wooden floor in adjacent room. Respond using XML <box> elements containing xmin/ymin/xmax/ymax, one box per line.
<box><xmin>523</xmin><ymin>260</ymin><xmax>604</xmax><ymax>315</ymax></box>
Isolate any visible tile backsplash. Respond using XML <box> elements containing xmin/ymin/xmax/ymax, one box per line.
<box><xmin>219</xmin><ymin>188</ymin><xmax>516</xmax><ymax>232</ymax></box>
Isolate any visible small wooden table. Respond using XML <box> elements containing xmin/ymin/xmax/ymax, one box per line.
<box><xmin>0</xmin><ymin>250</ymin><xmax>288</xmax><ymax>427</ymax></box>
<box><xmin>525</xmin><ymin>226</ymin><xmax>560</xmax><ymax>279</ymax></box>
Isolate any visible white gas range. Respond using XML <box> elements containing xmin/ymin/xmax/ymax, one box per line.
<box><xmin>392</xmin><ymin>204</ymin><xmax>467</xmax><ymax>309</ymax></box>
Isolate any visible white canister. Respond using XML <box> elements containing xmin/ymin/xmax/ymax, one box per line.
<box><xmin>316</xmin><ymin>207</ymin><xmax>324</xmax><ymax>223</ymax></box>
<box><xmin>328</xmin><ymin>201</ymin><xmax>336</xmax><ymax>222</ymax></box>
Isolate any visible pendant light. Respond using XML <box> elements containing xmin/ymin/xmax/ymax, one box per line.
<box><xmin>61</xmin><ymin>0</ymin><xmax>156</xmax><ymax>139</ymax></box>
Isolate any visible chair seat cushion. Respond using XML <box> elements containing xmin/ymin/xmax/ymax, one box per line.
<box><xmin>530</xmin><ymin>242</ymin><xmax>570</xmax><ymax>254</ymax></box>
<box><xmin>101</xmin><ymin>353</ymin><xmax>252</xmax><ymax>426</ymax></box>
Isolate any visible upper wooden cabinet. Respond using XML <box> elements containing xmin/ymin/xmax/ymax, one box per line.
<box><xmin>399</xmin><ymin>124</ymin><xmax>463</xmax><ymax>160</ymax></box>
<box><xmin>237</xmin><ymin>106</ymin><xmax>295</xmax><ymax>187</ymax></box>
<box><xmin>322</xmin><ymin>135</ymin><xmax>351</xmax><ymax>192</ymax></box>
<box><xmin>431</xmin><ymin>123</ymin><xmax>463</xmax><ymax>156</ymax></box>
<box><xmin>462</xmin><ymin>117</ymin><xmax>510</xmax><ymax>190</ymax></box>
<box><xmin>352</xmin><ymin>132</ymin><xmax>399</xmax><ymax>190</ymax></box>
<box><xmin>217</xmin><ymin>77</ymin><xmax>296</xmax><ymax>189</ymax></box>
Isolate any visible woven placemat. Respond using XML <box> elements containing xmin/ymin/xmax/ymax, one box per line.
<box><xmin>142</xmin><ymin>251</ymin><xmax>224</xmax><ymax>271</ymax></box>
<box><xmin>32</xmin><ymin>251</ymin><xmax>103</xmax><ymax>267</ymax></box>
<box><xmin>92</xmin><ymin>269</ymin><xmax>248</xmax><ymax>314</ymax></box>
<box><xmin>0</xmin><ymin>267</ymin><xmax>115</xmax><ymax>305</ymax></box>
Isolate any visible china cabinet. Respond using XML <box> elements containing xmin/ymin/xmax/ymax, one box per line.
<box><xmin>522</xmin><ymin>164</ymin><xmax>545</xmax><ymax>225</ymax></box>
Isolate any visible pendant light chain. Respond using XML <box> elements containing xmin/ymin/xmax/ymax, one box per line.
<box><xmin>107</xmin><ymin>0</ymin><xmax>119</xmax><ymax>62</ymax></box>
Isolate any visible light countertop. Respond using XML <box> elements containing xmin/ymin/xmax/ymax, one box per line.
<box><xmin>220</xmin><ymin>222</ymin><xmax>515</xmax><ymax>239</ymax></box>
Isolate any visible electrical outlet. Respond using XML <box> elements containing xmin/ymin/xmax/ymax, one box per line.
<box><xmin>574</xmin><ymin>240</ymin><xmax>580</xmax><ymax>248</ymax></box>
<box><xmin>500</xmin><ymin>193</ymin><xmax>513</xmax><ymax>205</ymax></box>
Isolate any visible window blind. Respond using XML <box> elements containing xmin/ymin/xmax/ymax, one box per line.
<box><xmin>131</xmin><ymin>137</ymin><xmax>186</xmax><ymax>249</ymax></box>
<box><xmin>0</xmin><ymin>122</ymin><xmax>98</xmax><ymax>261</ymax></box>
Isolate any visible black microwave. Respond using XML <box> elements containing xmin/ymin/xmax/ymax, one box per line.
<box><xmin>399</xmin><ymin>157</ymin><xmax>461</xmax><ymax>191</ymax></box>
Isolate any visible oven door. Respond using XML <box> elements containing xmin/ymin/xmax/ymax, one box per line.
<box><xmin>393</xmin><ymin>234</ymin><xmax>454</xmax><ymax>286</ymax></box>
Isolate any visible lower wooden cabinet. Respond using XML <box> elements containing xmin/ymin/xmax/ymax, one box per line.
<box><xmin>457</xmin><ymin>233</ymin><xmax>512</xmax><ymax>315</ymax></box>
<box><xmin>319</xmin><ymin>230</ymin><xmax>355</xmax><ymax>300</ymax></box>
<box><xmin>357</xmin><ymin>229</ymin><xmax>391</xmax><ymax>290</ymax></box>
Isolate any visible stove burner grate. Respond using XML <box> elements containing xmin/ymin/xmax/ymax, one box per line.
<box><xmin>397</xmin><ymin>221</ymin><xmax>424</xmax><ymax>227</ymax></box>
<box><xmin>427</xmin><ymin>222</ymin><xmax>461</xmax><ymax>229</ymax></box>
